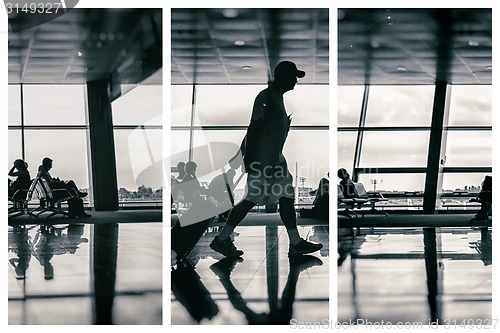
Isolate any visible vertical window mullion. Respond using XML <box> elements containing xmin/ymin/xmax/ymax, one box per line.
<box><xmin>352</xmin><ymin>84</ymin><xmax>369</xmax><ymax>181</ymax></box>
<box><xmin>20</xmin><ymin>84</ymin><xmax>25</xmax><ymax>160</ymax></box>
<box><xmin>188</xmin><ymin>83</ymin><xmax>197</xmax><ymax>162</ymax></box>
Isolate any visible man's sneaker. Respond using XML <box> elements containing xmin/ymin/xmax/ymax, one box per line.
<box><xmin>210</xmin><ymin>236</ymin><xmax>244</xmax><ymax>258</ymax></box>
<box><xmin>288</xmin><ymin>239</ymin><xmax>323</xmax><ymax>257</ymax></box>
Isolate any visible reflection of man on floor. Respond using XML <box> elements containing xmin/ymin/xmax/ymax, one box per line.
<box><xmin>8</xmin><ymin>228</ymin><xmax>32</xmax><ymax>280</ymax></box>
<box><xmin>210</xmin><ymin>255</ymin><xmax>322</xmax><ymax>324</ymax></box>
<box><xmin>32</xmin><ymin>227</ymin><xmax>56</xmax><ymax>280</ymax></box>
<box><xmin>31</xmin><ymin>225</ymin><xmax>89</xmax><ymax>280</ymax></box>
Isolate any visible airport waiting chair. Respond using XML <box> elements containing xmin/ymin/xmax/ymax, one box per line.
<box><xmin>30</xmin><ymin>178</ymin><xmax>73</xmax><ymax>219</ymax></box>
<box><xmin>337</xmin><ymin>185</ymin><xmax>367</xmax><ymax>219</ymax></box>
<box><xmin>8</xmin><ymin>177</ymin><xmax>39</xmax><ymax>218</ymax></box>
<box><xmin>353</xmin><ymin>183</ymin><xmax>388</xmax><ymax>217</ymax></box>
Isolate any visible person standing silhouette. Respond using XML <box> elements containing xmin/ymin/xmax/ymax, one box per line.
<box><xmin>210</xmin><ymin>61</ymin><xmax>323</xmax><ymax>257</ymax></box>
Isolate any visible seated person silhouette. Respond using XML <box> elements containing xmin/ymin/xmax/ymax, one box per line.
<box><xmin>181</xmin><ymin>161</ymin><xmax>206</xmax><ymax>203</ymax></box>
<box><xmin>8</xmin><ymin>159</ymin><xmax>31</xmax><ymax>196</ymax></box>
<box><xmin>171</xmin><ymin>161</ymin><xmax>186</xmax><ymax>211</ymax></box>
<box><xmin>37</xmin><ymin>157</ymin><xmax>87</xmax><ymax>198</ymax></box>
<box><xmin>178</xmin><ymin>161</ymin><xmax>218</xmax><ymax>225</ymax></box>
<box><xmin>338</xmin><ymin>168</ymin><xmax>356</xmax><ymax>198</ymax></box>
<box><xmin>312</xmin><ymin>175</ymin><xmax>329</xmax><ymax>219</ymax></box>
<box><xmin>471</xmin><ymin>175</ymin><xmax>492</xmax><ymax>221</ymax></box>
<box><xmin>208</xmin><ymin>168</ymin><xmax>236</xmax><ymax>222</ymax></box>
<box><xmin>37</xmin><ymin>157</ymin><xmax>90</xmax><ymax>218</ymax></box>
<box><xmin>177</xmin><ymin>161</ymin><xmax>186</xmax><ymax>181</ymax></box>
<box><xmin>299</xmin><ymin>174</ymin><xmax>329</xmax><ymax>220</ymax></box>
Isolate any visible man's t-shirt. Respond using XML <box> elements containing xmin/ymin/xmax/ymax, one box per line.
<box><xmin>244</xmin><ymin>86</ymin><xmax>291</xmax><ymax>172</ymax></box>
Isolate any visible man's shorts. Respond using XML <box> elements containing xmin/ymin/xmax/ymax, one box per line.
<box><xmin>244</xmin><ymin>159</ymin><xmax>294</xmax><ymax>205</ymax></box>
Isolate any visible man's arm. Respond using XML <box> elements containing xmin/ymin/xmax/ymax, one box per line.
<box><xmin>244</xmin><ymin>91</ymin><xmax>268</xmax><ymax>171</ymax></box>
<box><xmin>8</xmin><ymin>166</ymin><xmax>18</xmax><ymax>177</ymax></box>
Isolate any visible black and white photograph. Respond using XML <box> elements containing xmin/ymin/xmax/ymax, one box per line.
<box><xmin>337</xmin><ymin>8</ymin><xmax>492</xmax><ymax>325</ymax></box>
<box><xmin>4</xmin><ymin>1</ymin><xmax>497</xmax><ymax>330</ymax></box>
<box><xmin>170</xmin><ymin>8</ymin><xmax>330</xmax><ymax>325</ymax></box>
<box><xmin>7</xmin><ymin>6</ymin><xmax>163</xmax><ymax>324</ymax></box>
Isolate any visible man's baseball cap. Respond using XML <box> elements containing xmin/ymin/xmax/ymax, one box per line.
<box><xmin>274</xmin><ymin>61</ymin><xmax>305</xmax><ymax>78</ymax></box>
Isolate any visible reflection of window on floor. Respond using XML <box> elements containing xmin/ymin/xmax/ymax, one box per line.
<box><xmin>172</xmin><ymin>84</ymin><xmax>329</xmax><ymax>206</ymax></box>
<box><xmin>338</xmin><ymin>85</ymin><xmax>492</xmax><ymax>211</ymax></box>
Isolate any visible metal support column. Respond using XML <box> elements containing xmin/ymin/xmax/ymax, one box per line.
<box><xmin>87</xmin><ymin>80</ymin><xmax>119</xmax><ymax>211</ymax></box>
<box><xmin>423</xmin><ymin>83</ymin><xmax>450</xmax><ymax>214</ymax></box>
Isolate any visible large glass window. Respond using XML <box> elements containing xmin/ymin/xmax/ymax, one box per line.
<box><xmin>359</xmin><ymin>131</ymin><xmax>430</xmax><ymax>167</ymax></box>
<box><xmin>441</xmin><ymin>173</ymin><xmax>490</xmax><ymax>211</ymax></box>
<box><xmin>358</xmin><ymin>173</ymin><xmax>426</xmax><ymax>193</ymax></box>
<box><xmin>284</xmin><ymin>131</ymin><xmax>329</xmax><ymax>188</ymax></box>
<box><xmin>445</xmin><ymin>85</ymin><xmax>492</xmax><ymax>168</ymax></box>
<box><xmin>171</xmin><ymin>85</ymin><xmax>194</xmax><ymax>126</ymax></box>
<box><xmin>338</xmin><ymin>86</ymin><xmax>364</xmax><ymax>126</ymax></box>
<box><xmin>284</xmin><ymin>85</ymin><xmax>329</xmax><ymax>125</ymax></box>
<box><xmin>112</xmin><ymin>85</ymin><xmax>162</xmax><ymax>198</ymax></box>
<box><xmin>113</xmin><ymin>129</ymin><xmax>162</xmax><ymax>191</ymax></box>
<box><xmin>8</xmin><ymin>85</ymin><xmax>21</xmax><ymax>126</ymax></box>
<box><xmin>171</xmin><ymin>130</ymin><xmax>191</xmax><ymax>167</ymax></box>
<box><xmin>9</xmin><ymin>83</ymin><xmax>164</xmax><ymax>207</ymax></box>
<box><xmin>24</xmin><ymin>130</ymin><xmax>89</xmax><ymax>188</ymax></box>
<box><xmin>338</xmin><ymin>132</ymin><xmax>357</xmax><ymax>172</ymax></box>
<box><xmin>441</xmin><ymin>173</ymin><xmax>488</xmax><ymax>193</ymax></box>
<box><xmin>444</xmin><ymin>131</ymin><xmax>492</xmax><ymax>167</ymax></box>
<box><xmin>193</xmin><ymin>129</ymin><xmax>245</xmax><ymax>159</ymax></box>
<box><xmin>448</xmin><ymin>85</ymin><xmax>492</xmax><ymax>126</ymax></box>
<box><xmin>8</xmin><ymin>130</ymin><xmax>22</xmax><ymax>171</ymax></box>
<box><xmin>112</xmin><ymin>85</ymin><xmax>162</xmax><ymax>126</ymax></box>
<box><xmin>365</xmin><ymin>86</ymin><xmax>434</xmax><ymax>126</ymax></box>
<box><xmin>9</xmin><ymin>85</ymin><xmax>90</xmax><ymax>192</ymax></box>
<box><xmin>195</xmin><ymin>85</ymin><xmax>266</xmax><ymax>126</ymax></box>
<box><xmin>23</xmin><ymin>85</ymin><xmax>87</xmax><ymax>125</ymax></box>
<box><xmin>337</xmin><ymin>83</ymin><xmax>491</xmax><ymax>211</ymax></box>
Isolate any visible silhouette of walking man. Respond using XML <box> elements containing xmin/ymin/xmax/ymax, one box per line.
<box><xmin>210</xmin><ymin>61</ymin><xmax>323</xmax><ymax>257</ymax></box>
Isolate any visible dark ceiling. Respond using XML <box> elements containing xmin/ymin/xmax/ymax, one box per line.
<box><xmin>171</xmin><ymin>8</ymin><xmax>329</xmax><ymax>85</ymax></box>
<box><xmin>8</xmin><ymin>8</ymin><xmax>162</xmax><ymax>85</ymax></box>
<box><xmin>338</xmin><ymin>8</ymin><xmax>492</xmax><ymax>85</ymax></box>
<box><xmin>8</xmin><ymin>8</ymin><xmax>490</xmax><ymax>86</ymax></box>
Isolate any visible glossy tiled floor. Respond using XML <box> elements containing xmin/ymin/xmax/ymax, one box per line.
<box><xmin>171</xmin><ymin>223</ymin><xmax>330</xmax><ymax>325</ymax></box>
<box><xmin>8</xmin><ymin>222</ymin><xmax>162</xmax><ymax>325</ymax></box>
<box><xmin>338</xmin><ymin>227</ymin><xmax>492</xmax><ymax>324</ymax></box>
